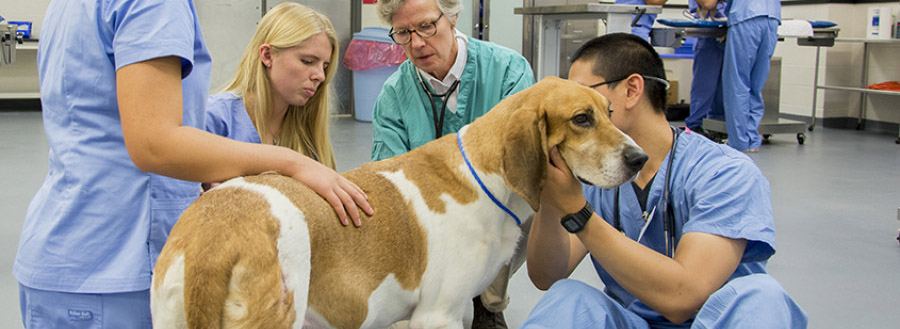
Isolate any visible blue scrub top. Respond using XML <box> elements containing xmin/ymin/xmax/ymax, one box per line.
<box><xmin>15</xmin><ymin>0</ymin><xmax>210</xmax><ymax>293</ymax></box>
<box><xmin>583</xmin><ymin>130</ymin><xmax>776</xmax><ymax>322</ymax></box>
<box><xmin>205</xmin><ymin>93</ymin><xmax>263</xmax><ymax>144</ymax></box>
<box><xmin>724</xmin><ymin>0</ymin><xmax>781</xmax><ymax>26</ymax></box>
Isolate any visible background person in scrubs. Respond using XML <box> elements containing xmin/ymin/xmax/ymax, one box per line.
<box><xmin>14</xmin><ymin>0</ymin><xmax>371</xmax><ymax>328</ymax></box>
<box><xmin>698</xmin><ymin>0</ymin><xmax>780</xmax><ymax>152</ymax></box>
<box><xmin>615</xmin><ymin>0</ymin><xmax>668</xmax><ymax>42</ymax></box>
<box><xmin>521</xmin><ymin>33</ymin><xmax>807</xmax><ymax>329</ymax></box>
<box><xmin>684</xmin><ymin>0</ymin><xmax>727</xmax><ymax>135</ymax></box>
<box><xmin>372</xmin><ymin>0</ymin><xmax>533</xmax><ymax>327</ymax></box>
<box><xmin>205</xmin><ymin>3</ymin><xmax>346</xmax><ymax>198</ymax></box>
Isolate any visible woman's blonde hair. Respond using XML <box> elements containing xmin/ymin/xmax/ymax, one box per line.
<box><xmin>222</xmin><ymin>2</ymin><xmax>338</xmax><ymax>169</ymax></box>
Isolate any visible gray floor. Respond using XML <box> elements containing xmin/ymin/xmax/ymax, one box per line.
<box><xmin>2</xmin><ymin>111</ymin><xmax>899</xmax><ymax>328</ymax></box>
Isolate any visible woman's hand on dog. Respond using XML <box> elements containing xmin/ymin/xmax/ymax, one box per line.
<box><xmin>292</xmin><ymin>156</ymin><xmax>374</xmax><ymax>227</ymax></box>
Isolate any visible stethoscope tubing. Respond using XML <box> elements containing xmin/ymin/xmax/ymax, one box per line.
<box><xmin>614</xmin><ymin>126</ymin><xmax>680</xmax><ymax>257</ymax></box>
<box><xmin>415</xmin><ymin>69</ymin><xmax>460</xmax><ymax>140</ymax></box>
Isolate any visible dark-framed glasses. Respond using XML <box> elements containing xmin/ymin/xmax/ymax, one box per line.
<box><xmin>389</xmin><ymin>12</ymin><xmax>444</xmax><ymax>45</ymax></box>
<box><xmin>589</xmin><ymin>75</ymin><xmax>671</xmax><ymax>90</ymax></box>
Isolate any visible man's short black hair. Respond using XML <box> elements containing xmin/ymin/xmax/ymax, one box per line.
<box><xmin>571</xmin><ymin>33</ymin><xmax>668</xmax><ymax>112</ymax></box>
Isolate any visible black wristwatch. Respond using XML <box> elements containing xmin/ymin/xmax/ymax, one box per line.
<box><xmin>560</xmin><ymin>202</ymin><xmax>594</xmax><ymax>233</ymax></box>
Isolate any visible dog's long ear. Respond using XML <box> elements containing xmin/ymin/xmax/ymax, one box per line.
<box><xmin>501</xmin><ymin>106</ymin><xmax>548</xmax><ymax>211</ymax></box>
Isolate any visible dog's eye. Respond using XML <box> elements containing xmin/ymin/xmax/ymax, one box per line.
<box><xmin>571</xmin><ymin>113</ymin><xmax>593</xmax><ymax>127</ymax></box>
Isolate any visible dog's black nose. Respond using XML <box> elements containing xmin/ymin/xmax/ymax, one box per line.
<box><xmin>624</xmin><ymin>146</ymin><xmax>648</xmax><ymax>173</ymax></box>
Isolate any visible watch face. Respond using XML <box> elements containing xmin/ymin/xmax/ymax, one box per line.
<box><xmin>562</xmin><ymin>218</ymin><xmax>581</xmax><ymax>232</ymax></box>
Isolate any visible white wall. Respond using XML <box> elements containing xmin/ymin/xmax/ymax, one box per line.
<box><xmin>488</xmin><ymin>1</ymin><xmax>524</xmax><ymax>53</ymax></box>
<box><xmin>195</xmin><ymin>0</ymin><xmax>261</xmax><ymax>92</ymax></box>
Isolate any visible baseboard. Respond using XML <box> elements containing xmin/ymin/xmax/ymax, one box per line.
<box><xmin>0</xmin><ymin>99</ymin><xmax>41</xmax><ymax>112</ymax></box>
<box><xmin>781</xmin><ymin>113</ymin><xmax>899</xmax><ymax>135</ymax></box>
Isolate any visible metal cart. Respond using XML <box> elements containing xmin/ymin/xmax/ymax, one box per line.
<box><xmin>701</xmin><ymin>56</ymin><xmax>809</xmax><ymax>145</ymax></box>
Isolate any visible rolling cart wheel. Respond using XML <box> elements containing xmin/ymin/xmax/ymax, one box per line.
<box><xmin>895</xmin><ymin>137</ymin><xmax>900</xmax><ymax>145</ymax></box>
<box><xmin>797</xmin><ymin>133</ymin><xmax>806</xmax><ymax>145</ymax></box>
<box><xmin>711</xmin><ymin>133</ymin><xmax>724</xmax><ymax>144</ymax></box>
<box><xmin>808</xmin><ymin>125</ymin><xmax>814</xmax><ymax>132</ymax></box>
<box><xmin>763</xmin><ymin>134</ymin><xmax>772</xmax><ymax>144</ymax></box>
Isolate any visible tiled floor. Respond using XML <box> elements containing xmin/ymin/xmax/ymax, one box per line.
<box><xmin>2</xmin><ymin>111</ymin><xmax>899</xmax><ymax>328</ymax></box>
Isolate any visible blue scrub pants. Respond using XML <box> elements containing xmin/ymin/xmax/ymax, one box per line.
<box><xmin>722</xmin><ymin>17</ymin><xmax>779</xmax><ymax>151</ymax></box>
<box><xmin>19</xmin><ymin>283</ymin><xmax>152</xmax><ymax>329</ymax></box>
<box><xmin>685</xmin><ymin>37</ymin><xmax>726</xmax><ymax>130</ymax></box>
<box><xmin>520</xmin><ymin>274</ymin><xmax>808</xmax><ymax>329</ymax></box>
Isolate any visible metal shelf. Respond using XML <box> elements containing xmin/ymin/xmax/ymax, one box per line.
<box><xmin>17</xmin><ymin>42</ymin><xmax>38</xmax><ymax>50</ymax></box>
<box><xmin>817</xmin><ymin>85</ymin><xmax>900</xmax><ymax>97</ymax></box>
<box><xmin>809</xmin><ymin>38</ymin><xmax>900</xmax><ymax>143</ymax></box>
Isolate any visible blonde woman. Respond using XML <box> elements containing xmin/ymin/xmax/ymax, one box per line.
<box><xmin>205</xmin><ymin>3</ymin><xmax>363</xmax><ymax>224</ymax></box>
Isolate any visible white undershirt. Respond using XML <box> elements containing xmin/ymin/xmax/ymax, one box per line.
<box><xmin>417</xmin><ymin>29</ymin><xmax>467</xmax><ymax>113</ymax></box>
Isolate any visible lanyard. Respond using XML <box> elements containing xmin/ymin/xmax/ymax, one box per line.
<box><xmin>614</xmin><ymin>126</ymin><xmax>680</xmax><ymax>257</ymax></box>
<box><xmin>415</xmin><ymin>69</ymin><xmax>460</xmax><ymax>139</ymax></box>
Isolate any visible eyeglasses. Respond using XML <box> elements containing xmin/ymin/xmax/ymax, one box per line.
<box><xmin>389</xmin><ymin>12</ymin><xmax>444</xmax><ymax>45</ymax></box>
<box><xmin>589</xmin><ymin>75</ymin><xmax>671</xmax><ymax>90</ymax></box>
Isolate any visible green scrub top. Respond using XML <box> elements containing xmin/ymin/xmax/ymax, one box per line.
<box><xmin>371</xmin><ymin>37</ymin><xmax>535</xmax><ymax>161</ymax></box>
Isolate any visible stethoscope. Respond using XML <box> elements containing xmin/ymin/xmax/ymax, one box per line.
<box><xmin>613</xmin><ymin>126</ymin><xmax>681</xmax><ymax>258</ymax></box>
<box><xmin>415</xmin><ymin>69</ymin><xmax>460</xmax><ymax>139</ymax></box>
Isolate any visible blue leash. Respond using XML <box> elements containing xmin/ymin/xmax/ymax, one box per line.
<box><xmin>456</xmin><ymin>127</ymin><xmax>522</xmax><ymax>226</ymax></box>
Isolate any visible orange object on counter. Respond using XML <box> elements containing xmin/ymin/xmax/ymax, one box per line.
<box><xmin>866</xmin><ymin>81</ymin><xmax>900</xmax><ymax>91</ymax></box>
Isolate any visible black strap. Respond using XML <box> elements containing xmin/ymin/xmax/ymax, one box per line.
<box><xmin>614</xmin><ymin>187</ymin><xmax>620</xmax><ymax>232</ymax></box>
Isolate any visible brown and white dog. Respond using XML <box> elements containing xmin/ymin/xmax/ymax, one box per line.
<box><xmin>150</xmin><ymin>77</ymin><xmax>647</xmax><ymax>329</ymax></box>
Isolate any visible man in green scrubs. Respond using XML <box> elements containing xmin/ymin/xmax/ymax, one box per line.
<box><xmin>372</xmin><ymin>0</ymin><xmax>534</xmax><ymax>328</ymax></box>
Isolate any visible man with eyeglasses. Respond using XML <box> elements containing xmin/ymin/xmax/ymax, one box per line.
<box><xmin>371</xmin><ymin>0</ymin><xmax>534</xmax><ymax>328</ymax></box>
<box><xmin>522</xmin><ymin>33</ymin><xmax>807</xmax><ymax>328</ymax></box>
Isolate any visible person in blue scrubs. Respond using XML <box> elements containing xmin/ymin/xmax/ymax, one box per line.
<box><xmin>698</xmin><ymin>0</ymin><xmax>780</xmax><ymax>152</ymax></box>
<box><xmin>615</xmin><ymin>0</ymin><xmax>668</xmax><ymax>42</ymax></box>
<box><xmin>206</xmin><ymin>3</ymin><xmax>342</xmax><ymax>185</ymax></box>
<box><xmin>684</xmin><ymin>0</ymin><xmax>727</xmax><ymax>134</ymax></box>
<box><xmin>373</xmin><ymin>0</ymin><xmax>533</xmax><ymax>327</ymax></box>
<box><xmin>14</xmin><ymin>1</ymin><xmax>371</xmax><ymax>328</ymax></box>
<box><xmin>522</xmin><ymin>33</ymin><xmax>807</xmax><ymax>329</ymax></box>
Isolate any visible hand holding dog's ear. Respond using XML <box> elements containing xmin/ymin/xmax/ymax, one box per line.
<box><xmin>541</xmin><ymin>146</ymin><xmax>587</xmax><ymax>216</ymax></box>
